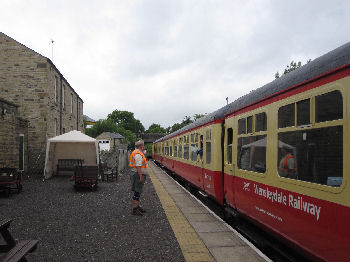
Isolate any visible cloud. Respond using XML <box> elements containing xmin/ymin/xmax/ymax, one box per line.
<box><xmin>1</xmin><ymin>0</ymin><xmax>350</xmax><ymax>129</ymax></box>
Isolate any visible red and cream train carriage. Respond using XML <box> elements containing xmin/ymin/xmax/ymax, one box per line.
<box><xmin>153</xmin><ymin>42</ymin><xmax>350</xmax><ymax>262</ymax></box>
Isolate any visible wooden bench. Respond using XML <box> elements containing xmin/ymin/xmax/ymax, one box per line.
<box><xmin>74</xmin><ymin>165</ymin><xmax>99</xmax><ymax>191</ymax></box>
<box><xmin>0</xmin><ymin>168</ymin><xmax>22</xmax><ymax>196</ymax></box>
<box><xmin>100</xmin><ymin>162</ymin><xmax>117</xmax><ymax>182</ymax></box>
<box><xmin>0</xmin><ymin>219</ymin><xmax>39</xmax><ymax>262</ymax></box>
<box><xmin>56</xmin><ymin>159</ymin><xmax>83</xmax><ymax>175</ymax></box>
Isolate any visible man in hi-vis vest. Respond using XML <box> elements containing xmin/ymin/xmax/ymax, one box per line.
<box><xmin>129</xmin><ymin>140</ymin><xmax>148</xmax><ymax>216</ymax></box>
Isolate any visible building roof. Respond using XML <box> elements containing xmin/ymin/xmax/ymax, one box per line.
<box><xmin>83</xmin><ymin>115</ymin><xmax>96</xmax><ymax>123</ymax></box>
<box><xmin>99</xmin><ymin>132</ymin><xmax>124</xmax><ymax>139</ymax></box>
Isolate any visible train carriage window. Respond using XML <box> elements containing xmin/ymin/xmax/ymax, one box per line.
<box><xmin>277</xmin><ymin>126</ymin><xmax>343</xmax><ymax>186</ymax></box>
<box><xmin>174</xmin><ymin>145</ymin><xmax>178</xmax><ymax>157</ymax></box>
<box><xmin>316</xmin><ymin>90</ymin><xmax>343</xmax><ymax>122</ymax></box>
<box><xmin>184</xmin><ymin>137</ymin><xmax>189</xmax><ymax>160</ymax></box>
<box><xmin>170</xmin><ymin>144</ymin><xmax>172</xmax><ymax>156</ymax></box>
<box><xmin>237</xmin><ymin>135</ymin><xmax>266</xmax><ymax>173</ymax></box>
<box><xmin>238</xmin><ymin>118</ymin><xmax>246</xmax><ymax>134</ymax></box>
<box><xmin>191</xmin><ymin>143</ymin><xmax>198</xmax><ymax>161</ymax></box>
<box><xmin>247</xmin><ymin>116</ymin><xmax>253</xmax><ymax>133</ymax></box>
<box><xmin>279</xmin><ymin>103</ymin><xmax>295</xmax><ymax>128</ymax></box>
<box><xmin>297</xmin><ymin>99</ymin><xmax>310</xmax><ymax>126</ymax></box>
<box><xmin>183</xmin><ymin>145</ymin><xmax>189</xmax><ymax>159</ymax></box>
<box><xmin>178</xmin><ymin>144</ymin><xmax>183</xmax><ymax>158</ymax></box>
<box><xmin>255</xmin><ymin>112</ymin><xmax>267</xmax><ymax>132</ymax></box>
<box><xmin>206</xmin><ymin>129</ymin><xmax>211</xmax><ymax>140</ymax></box>
<box><xmin>227</xmin><ymin>128</ymin><xmax>233</xmax><ymax>164</ymax></box>
<box><xmin>206</xmin><ymin>142</ymin><xmax>211</xmax><ymax>164</ymax></box>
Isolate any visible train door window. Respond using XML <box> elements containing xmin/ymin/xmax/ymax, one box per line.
<box><xmin>316</xmin><ymin>90</ymin><xmax>343</xmax><ymax>122</ymax></box>
<box><xmin>238</xmin><ymin>118</ymin><xmax>246</xmax><ymax>134</ymax></box>
<box><xmin>227</xmin><ymin>128</ymin><xmax>233</xmax><ymax>164</ymax></box>
<box><xmin>170</xmin><ymin>143</ymin><xmax>173</xmax><ymax>156</ymax></box>
<box><xmin>247</xmin><ymin>116</ymin><xmax>253</xmax><ymax>133</ymax></box>
<box><xmin>199</xmin><ymin>135</ymin><xmax>203</xmax><ymax>159</ymax></box>
<box><xmin>297</xmin><ymin>99</ymin><xmax>310</xmax><ymax>126</ymax></box>
<box><xmin>278</xmin><ymin>103</ymin><xmax>295</xmax><ymax>128</ymax></box>
<box><xmin>255</xmin><ymin>112</ymin><xmax>267</xmax><ymax>132</ymax></box>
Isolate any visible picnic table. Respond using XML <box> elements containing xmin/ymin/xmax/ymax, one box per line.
<box><xmin>0</xmin><ymin>219</ymin><xmax>39</xmax><ymax>262</ymax></box>
<box><xmin>0</xmin><ymin>168</ymin><xmax>23</xmax><ymax>196</ymax></box>
<box><xmin>74</xmin><ymin>165</ymin><xmax>99</xmax><ymax>191</ymax></box>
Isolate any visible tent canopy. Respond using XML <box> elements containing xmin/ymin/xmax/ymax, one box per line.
<box><xmin>44</xmin><ymin>130</ymin><xmax>99</xmax><ymax>179</ymax></box>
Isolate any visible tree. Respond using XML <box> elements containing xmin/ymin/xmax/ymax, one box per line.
<box><xmin>146</xmin><ymin>124</ymin><xmax>166</xmax><ymax>134</ymax></box>
<box><xmin>107</xmin><ymin>110</ymin><xmax>145</xmax><ymax>134</ymax></box>
<box><xmin>275</xmin><ymin>59</ymin><xmax>311</xmax><ymax>79</ymax></box>
<box><xmin>85</xmin><ymin>118</ymin><xmax>117</xmax><ymax>138</ymax></box>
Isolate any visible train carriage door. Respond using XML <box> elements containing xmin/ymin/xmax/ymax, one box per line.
<box><xmin>224</xmin><ymin>122</ymin><xmax>236</xmax><ymax>207</ymax></box>
<box><xmin>198</xmin><ymin>134</ymin><xmax>204</xmax><ymax>189</ymax></box>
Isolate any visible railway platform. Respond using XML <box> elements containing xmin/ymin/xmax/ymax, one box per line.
<box><xmin>148</xmin><ymin>160</ymin><xmax>270</xmax><ymax>262</ymax></box>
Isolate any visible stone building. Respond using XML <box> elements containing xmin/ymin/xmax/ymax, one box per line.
<box><xmin>0</xmin><ymin>97</ymin><xmax>28</xmax><ymax>170</ymax></box>
<box><xmin>0</xmin><ymin>32</ymin><xmax>84</xmax><ymax>177</ymax></box>
<box><xmin>96</xmin><ymin>132</ymin><xmax>127</xmax><ymax>152</ymax></box>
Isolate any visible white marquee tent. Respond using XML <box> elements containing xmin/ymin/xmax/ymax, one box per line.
<box><xmin>44</xmin><ymin>130</ymin><xmax>99</xmax><ymax>179</ymax></box>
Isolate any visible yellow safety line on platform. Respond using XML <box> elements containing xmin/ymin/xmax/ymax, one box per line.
<box><xmin>148</xmin><ymin>165</ymin><xmax>215</xmax><ymax>262</ymax></box>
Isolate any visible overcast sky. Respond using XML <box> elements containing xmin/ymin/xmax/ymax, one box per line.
<box><xmin>1</xmin><ymin>0</ymin><xmax>350</xmax><ymax>129</ymax></box>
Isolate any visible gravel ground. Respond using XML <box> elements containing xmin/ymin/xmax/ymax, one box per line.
<box><xmin>0</xmin><ymin>168</ymin><xmax>185</xmax><ymax>262</ymax></box>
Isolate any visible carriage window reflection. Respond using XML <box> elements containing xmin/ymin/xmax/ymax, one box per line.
<box><xmin>297</xmin><ymin>99</ymin><xmax>310</xmax><ymax>126</ymax></box>
<box><xmin>237</xmin><ymin>135</ymin><xmax>266</xmax><ymax>173</ymax></box>
<box><xmin>278</xmin><ymin>103</ymin><xmax>295</xmax><ymax>128</ymax></box>
<box><xmin>183</xmin><ymin>145</ymin><xmax>189</xmax><ymax>160</ymax></box>
<box><xmin>178</xmin><ymin>144</ymin><xmax>183</xmax><ymax>158</ymax></box>
<box><xmin>316</xmin><ymin>90</ymin><xmax>343</xmax><ymax>122</ymax></box>
<box><xmin>174</xmin><ymin>145</ymin><xmax>177</xmax><ymax>157</ymax></box>
<box><xmin>255</xmin><ymin>112</ymin><xmax>267</xmax><ymax>132</ymax></box>
<box><xmin>191</xmin><ymin>143</ymin><xmax>198</xmax><ymax>161</ymax></box>
<box><xmin>238</xmin><ymin>118</ymin><xmax>246</xmax><ymax>134</ymax></box>
<box><xmin>206</xmin><ymin>142</ymin><xmax>211</xmax><ymax>164</ymax></box>
<box><xmin>247</xmin><ymin>116</ymin><xmax>253</xmax><ymax>133</ymax></box>
<box><xmin>278</xmin><ymin>126</ymin><xmax>343</xmax><ymax>187</ymax></box>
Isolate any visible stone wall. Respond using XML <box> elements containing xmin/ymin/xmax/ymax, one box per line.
<box><xmin>0</xmin><ymin>32</ymin><xmax>84</xmax><ymax>177</ymax></box>
<box><xmin>100</xmin><ymin>149</ymin><xmax>130</xmax><ymax>174</ymax></box>
<box><xmin>0</xmin><ymin>98</ymin><xmax>28</xmax><ymax>170</ymax></box>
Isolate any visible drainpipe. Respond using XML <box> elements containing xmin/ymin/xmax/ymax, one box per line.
<box><xmin>60</xmin><ymin>75</ymin><xmax>63</xmax><ymax>135</ymax></box>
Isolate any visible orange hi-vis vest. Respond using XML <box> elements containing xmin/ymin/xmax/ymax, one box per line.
<box><xmin>129</xmin><ymin>150</ymin><xmax>148</xmax><ymax>168</ymax></box>
<box><xmin>282</xmin><ymin>154</ymin><xmax>297</xmax><ymax>172</ymax></box>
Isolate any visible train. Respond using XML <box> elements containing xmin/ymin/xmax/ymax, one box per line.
<box><xmin>153</xmin><ymin>42</ymin><xmax>350</xmax><ymax>262</ymax></box>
